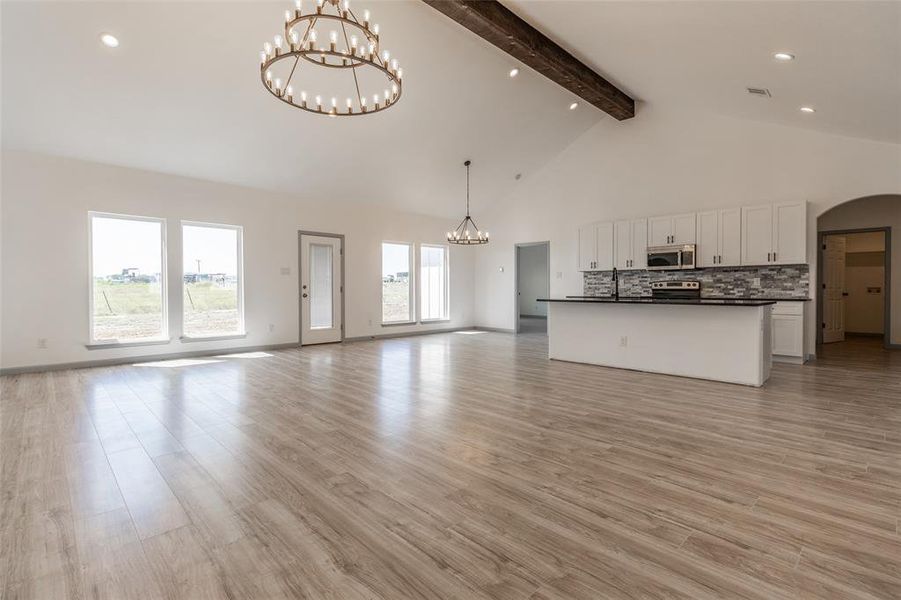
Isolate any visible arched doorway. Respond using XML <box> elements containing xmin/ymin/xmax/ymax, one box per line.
<box><xmin>817</xmin><ymin>195</ymin><xmax>900</xmax><ymax>350</ymax></box>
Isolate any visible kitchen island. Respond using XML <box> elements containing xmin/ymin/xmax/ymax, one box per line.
<box><xmin>538</xmin><ymin>297</ymin><xmax>775</xmax><ymax>386</ymax></box>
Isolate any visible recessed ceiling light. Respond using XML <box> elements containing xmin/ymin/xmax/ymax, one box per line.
<box><xmin>100</xmin><ymin>33</ymin><xmax>119</xmax><ymax>48</ymax></box>
<box><xmin>773</xmin><ymin>52</ymin><xmax>795</xmax><ymax>61</ymax></box>
<box><xmin>799</xmin><ymin>106</ymin><xmax>816</xmax><ymax>113</ymax></box>
<box><xmin>509</xmin><ymin>68</ymin><xmax>519</xmax><ymax>78</ymax></box>
<box><xmin>569</xmin><ymin>102</ymin><xmax>578</xmax><ymax>110</ymax></box>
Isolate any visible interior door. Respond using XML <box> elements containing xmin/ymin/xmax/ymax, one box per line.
<box><xmin>822</xmin><ymin>235</ymin><xmax>846</xmax><ymax>343</ymax></box>
<box><xmin>300</xmin><ymin>234</ymin><xmax>343</xmax><ymax>345</ymax></box>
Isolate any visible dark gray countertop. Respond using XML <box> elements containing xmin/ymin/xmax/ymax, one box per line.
<box><xmin>538</xmin><ymin>296</ymin><xmax>777</xmax><ymax>307</ymax></box>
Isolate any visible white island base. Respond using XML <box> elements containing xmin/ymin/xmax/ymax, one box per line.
<box><xmin>546</xmin><ymin>302</ymin><xmax>773</xmax><ymax>387</ymax></box>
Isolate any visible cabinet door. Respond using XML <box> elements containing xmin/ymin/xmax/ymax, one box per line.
<box><xmin>630</xmin><ymin>219</ymin><xmax>648</xmax><ymax>270</ymax></box>
<box><xmin>696</xmin><ymin>211</ymin><xmax>719</xmax><ymax>267</ymax></box>
<box><xmin>578</xmin><ymin>224</ymin><xmax>596</xmax><ymax>271</ymax></box>
<box><xmin>648</xmin><ymin>216</ymin><xmax>672</xmax><ymax>246</ymax></box>
<box><xmin>742</xmin><ymin>204</ymin><xmax>773</xmax><ymax>265</ymax></box>
<box><xmin>773</xmin><ymin>201</ymin><xmax>806</xmax><ymax>264</ymax></box>
<box><xmin>719</xmin><ymin>208</ymin><xmax>742</xmax><ymax>266</ymax></box>
<box><xmin>614</xmin><ymin>220</ymin><xmax>632</xmax><ymax>269</ymax></box>
<box><xmin>772</xmin><ymin>315</ymin><xmax>804</xmax><ymax>357</ymax></box>
<box><xmin>595</xmin><ymin>222</ymin><xmax>615</xmax><ymax>271</ymax></box>
<box><xmin>671</xmin><ymin>213</ymin><xmax>697</xmax><ymax>245</ymax></box>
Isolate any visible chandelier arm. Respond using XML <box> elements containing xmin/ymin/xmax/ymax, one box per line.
<box><xmin>339</xmin><ymin>20</ymin><xmax>363</xmax><ymax>107</ymax></box>
<box><xmin>284</xmin><ymin>55</ymin><xmax>301</xmax><ymax>91</ymax></box>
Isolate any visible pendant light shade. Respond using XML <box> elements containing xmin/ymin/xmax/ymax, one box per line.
<box><xmin>447</xmin><ymin>160</ymin><xmax>488</xmax><ymax>245</ymax></box>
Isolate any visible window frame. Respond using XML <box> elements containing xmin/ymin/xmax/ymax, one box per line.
<box><xmin>180</xmin><ymin>220</ymin><xmax>246</xmax><ymax>340</ymax></box>
<box><xmin>87</xmin><ymin>211</ymin><xmax>169</xmax><ymax>347</ymax></box>
<box><xmin>419</xmin><ymin>243</ymin><xmax>450</xmax><ymax>323</ymax></box>
<box><xmin>380</xmin><ymin>240</ymin><xmax>416</xmax><ymax>326</ymax></box>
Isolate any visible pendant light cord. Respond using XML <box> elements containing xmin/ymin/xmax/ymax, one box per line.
<box><xmin>465</xmin><ymin>160</ymin><xmax>471</xmax><ymax>217</ymax></box>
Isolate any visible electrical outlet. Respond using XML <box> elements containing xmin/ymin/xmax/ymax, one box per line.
<box><xmin>619</xmin><ymin>336</ymin><xmax>628</xmax><ymax>347</ymax></box>
<box><xmin>268</xmin><ymin>323</ymin><xmax>275</xmax><ymax>332</ymax></box>
<box><xmin>37</xmin><ymin>338</ymin><xmax>48</xmax><ymax>349</ymax></box>
<box><xmin>368</xmin><ymin>319</ymin><xmax>372</xmax><ymax>326</ymax></box>
<box><xmin>280</xmin><ymin>267</ymin><xmax>291</xmax><ymax>275</ymax></box>
<box><xmin>556</xmin><ymin>271</ymin><xmax>564</xmax><ymax>279</ymax></box>
<box><xmin>752</xmin><ymin>277</ymin><xmax>761</xmax><ymax>288</ymax></box>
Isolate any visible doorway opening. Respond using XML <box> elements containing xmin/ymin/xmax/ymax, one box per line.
<box><xmin>817</xmin><ymin>228</ymin><xmax>891</xmax><ymax>349</ymax></box>
<box><xmin>514</xmin><ymin>242</ymin><xmax>550</xmax><ymax>334</ymax></box>
<box><xmin>298</xmin><ymin>231</ymin><xmax>345</xmax><ymax>345</ymax></box>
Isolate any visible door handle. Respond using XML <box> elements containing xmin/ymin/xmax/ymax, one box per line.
<box><xmin>302</xmin><ymin>293</ymin><xmax>308</xmax><ymax>298</ymax></box>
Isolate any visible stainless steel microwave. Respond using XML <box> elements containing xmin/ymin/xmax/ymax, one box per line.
<box><xmin>647</xmin><ymin>244</ymin><xmax>697</xmax><ymax>271</ymax></box>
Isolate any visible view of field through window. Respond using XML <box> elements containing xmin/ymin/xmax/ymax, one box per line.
<box><xmin>382</xmin><ymin>242</ymin><xmax>412</xmax><ymax>323</ymax></box>
<box><xmin>91</xmin><ymin>215</ymin><xmax>165</xmax><ymax>341</ymax></box>
<box><xmin>183</xmin><ymin>224</ymin><xmax>241</xmax><ymax>337</ymax></box>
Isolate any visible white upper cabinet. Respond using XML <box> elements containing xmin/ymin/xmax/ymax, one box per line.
<box><xmin>742</xmin><ymin>201</ymin><xmax>806</xmax><ymax>266</ymax></box>
<box><xmin>773</xmin><ymin>201</ymin><xmax>806</xmax><ymax>264</ymax></box>
<box><xmin>578</xmin><ymin>223</ymin><xmax>597</xmax><ymax>271</ymax></box>
<box><xmin>630</xmin><ymin>219</ymin><xmax>648</xmax><ymax>269</ymax></box>
<box><xmin>579</xmin><ymin>222</ymin><xmax>614</xmax><ymax>271</ymax></box>
<box><xmin>648</xmin><ymin>213</ymin><xmax>696</xmax><ymax>246</ymax></box>
<box><xmin>720</xmin><ymin>208</ymin><xmax>742</xmax><ymax>266</ymax></box>
<box><xmin>698</xmin><ymin>208</ymin><xmax>742</xmax><ymax>267</ymax></box>
<box><xmin>696</xmin><ymin>211</ymin><xmax>719</xmax><ymax>268</ymax></box>
<box><xmin>596</xmin><ymin>222</ymin><xmax>615</xmax><ymax>271</ymax></box>
<box><xmin>614</xmin><ymin>219</ymin><xmax>648</xmax><ymax>270</ymax></box>
<box><xmin>742</xmin><ymin>204</ymin><xmax>774</xmax><ymax>265</ymax></box>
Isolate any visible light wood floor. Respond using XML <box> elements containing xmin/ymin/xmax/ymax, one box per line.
<box><xmin>2</xmin><ymin>332</ymin><xmax>899</xmax><ymax>599</ymax></box>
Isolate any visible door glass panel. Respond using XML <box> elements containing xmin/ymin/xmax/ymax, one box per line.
<box><xmin>310</xmin><ymin>243</ymin><xmax>333</xmax><ymax>329</ymax></box>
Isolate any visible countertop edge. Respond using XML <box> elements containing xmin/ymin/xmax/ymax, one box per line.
<box><xmin>537</xmin><ymin>298</ymin><xmax>778</xmax><ymax>307</ymax></box>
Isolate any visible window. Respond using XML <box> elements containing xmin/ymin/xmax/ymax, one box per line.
<box><xmin>381</xmin><ymin>242</ymin><xmax>413</xmax><ymax>323</ymax></box>
<box><xmin>90</xmin><ymin>213</ymin><xmax>167</xmax><ymax>343</ymax></box>
<box><xmin>420</xmin><ymin>245</ymin><xmax>448</xmax><ymax>321</ymax></box>
<box><xmin>182</xmin><ymin>222</ymin><xmax>244</xmax><ymax>337</ymax></box>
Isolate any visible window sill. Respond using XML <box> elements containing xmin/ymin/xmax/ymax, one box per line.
<box><xmin>180</xmin><ymin>333</ymin><xmax>247</xmax><ymax>343</ymax></box>
<box><xmin>381</xmin><ymin>321</ymin><xmax>416</xmax><ymax>327</ymax></box>
<box><xmin>86</xmin><ymin>338</ymin><xmax>172</xmax><ymax>350</ymax></box>
<box><xmin>420</xmin><ymin>319</ymin><xmax>451</xmax><ymax>324</ymax></box>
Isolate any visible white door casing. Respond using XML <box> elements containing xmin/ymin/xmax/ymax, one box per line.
<box><xmin>300</xmin><ymin>234</ymin><xmax>343</xmax><ymax>345</ymax></box>
<box><xmin>822</xmin><ymin>235</ymin><xmax>846</xmax><ymax>344</ymax></box>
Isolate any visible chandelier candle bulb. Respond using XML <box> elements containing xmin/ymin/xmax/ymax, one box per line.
<box><xmin>315</xmin><ymin>95</ymin><xmax>322</xmax><ymax>111</ymax></box>
<box><xmin>290</xmin><ymin>31</ymin><xmax>299</xmax><ymax>50</ymax></box>
<box><xmin>329</xmin><ymin>30</ymin><xmax>337</xmax><ymax>51</ymax></box>
<box><xmin>301</xmin><ymin>90</ymin><xmax>307</xmax><ymax>107</ymax></box>
<box><xmin>286</xmin><ymin>85</ymin><xmax>293</xmax><ymax>102</ymax></box>
<box><xmin>285</xmin><ymin>9</ymin><xmax>292</xmax><ymax>23</ymax></box>
<box><xmin>364</xmin><ymin>9</ymin><xmax>370</xmax><ymax>27</ymax></box>
<box><xmin>274</xmin><ymin>78</ymin><xmax>282</xmax><ymax>94</ymax></box>
<box><xmin>373</xmin><ymin>24</ymin><xmax>379</xmax><ymax>37</ymax></box>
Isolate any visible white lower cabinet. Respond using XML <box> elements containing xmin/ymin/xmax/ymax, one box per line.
<box><xmin>771</xmin><ymin>302</ymin><xmax>807</xmax><ymax>362</ymax></box>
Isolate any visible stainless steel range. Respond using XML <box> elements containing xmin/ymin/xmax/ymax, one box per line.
<box><xmin>650</xmin><ymin>280</ymin><xmax>701</xmax><ymax>300</ymax></box>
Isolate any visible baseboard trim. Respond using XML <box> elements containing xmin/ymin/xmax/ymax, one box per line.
<box><xmin>343</xmin><ymin>326</ymin><xmax>474</xmax><ymax>343</ymax></box>
<box><xmin>0</xmin><ymin>342</ymin><xmax>300</xmax><ymax>376</ymax></box>
<box><xmin>773</xmin><ymin>354</ymin><xmax>806</xmax><ymax>365</ymax></box>
<box><xmin>474</xmin><ymin>326</ymin><xmax>516</xmax><ymax>334</ymax></box>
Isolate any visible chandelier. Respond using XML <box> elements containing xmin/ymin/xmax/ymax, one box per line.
<box><xmin>259</xmin><ymin>0</ymin><xmax>403</xmax><ymax>116</ymax></box>
<box><xmin>447</xmin><ymin>160</ymin><xmax>489</xmax><ymax>245</ymax></box>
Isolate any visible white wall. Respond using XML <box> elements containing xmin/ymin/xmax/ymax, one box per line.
<box><xmin>472</xmin><ymin>106</ymin><xmax>901</xmax><ymax>352</ymax></box>
<box><xmin>819</xmin><ymin>196</ymin><xmax>901</xmax><ymax>344</ymax></box>
<box><xmin>517</xmin><ymin>244</ymin><xmax>548</xmax><ymax>317</ymax></box>
<box><xmin>0</xmin><ymin>151</ymin><xmax>475</xmax><ymax>370</ymax></box>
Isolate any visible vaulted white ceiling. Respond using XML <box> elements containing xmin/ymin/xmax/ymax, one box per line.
<box><xmin>3</xmin><ymin>1</ymin><xmax>898</xmax><ymax>218</ymax></box>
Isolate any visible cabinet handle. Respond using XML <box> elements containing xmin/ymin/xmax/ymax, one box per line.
<box><xmin>773</xmin><ymin>252</ymin><xmax>777</xmax><ymax>262</ymax></box>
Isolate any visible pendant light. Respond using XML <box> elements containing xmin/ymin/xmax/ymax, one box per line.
<box><xmin>447</xmin><ymin>160</ymin><xmax>488</xmax><ymax>245</ymax></box>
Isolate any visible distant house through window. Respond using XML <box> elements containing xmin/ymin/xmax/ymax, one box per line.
<box><xmin>182</xmin><ymin>222</ymin><xmax>244</xmax><ymax>337</ymax></box>
<box><xmin>382</xmin><ymin>242</ymin><xmax>413</xmax><ymax>323</ymax></box>
<box><xmin>90</xmin><ymin>213</ymin><xmax>167</xmax><ymax>343</ymax></box>
<box><xmin>421</xmin><ymin>244</ymin><xmax>448</xmax><ymax>321</ymax></box>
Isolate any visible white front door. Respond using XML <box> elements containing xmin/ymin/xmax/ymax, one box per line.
<box><xmin>300</xmin><ymin>234</ymin><xmax>343</xmax><ymax>345</ymax></box>
<box><xmin>822</xmin><ymin>235</ymin><xmax>846</xmax><ymax>344</ymax></box>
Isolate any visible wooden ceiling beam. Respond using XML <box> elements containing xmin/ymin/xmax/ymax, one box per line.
<box><xmin>421</xmin><ymin>0</ymin><xmax>635</xmax><ymax>120</ymax></box>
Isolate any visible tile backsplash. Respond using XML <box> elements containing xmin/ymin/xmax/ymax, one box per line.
<box><xmin>583</xmin><ymin>265</ymin><xmax>810</xmax><ymax>298</ymax></box>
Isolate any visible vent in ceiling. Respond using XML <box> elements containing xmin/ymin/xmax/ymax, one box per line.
<box><xmin>747</xmin><ymin>87</ymin><xmax>772</xmax><ymax>98</ymax></box>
